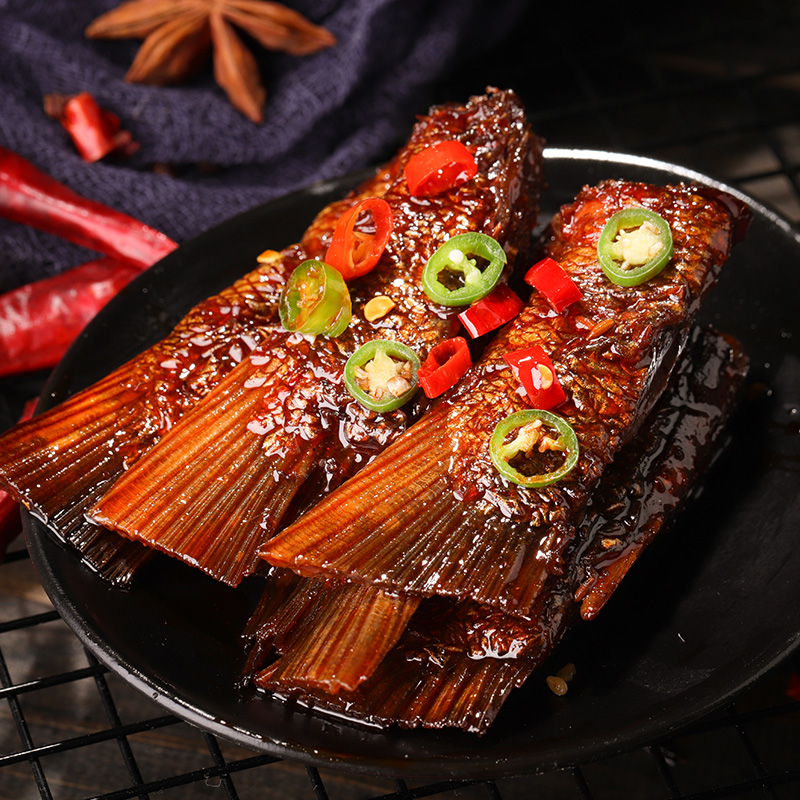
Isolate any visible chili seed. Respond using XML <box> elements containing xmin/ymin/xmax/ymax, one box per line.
<box><xmin>537</xmin><ymin>364</ymin><xmax>554</xmax><ymax>389</ymax></box>
<box><xmin>387</xmin><ymin>375</ymin><xmax>411</xmax><ymax>396</ymax></box>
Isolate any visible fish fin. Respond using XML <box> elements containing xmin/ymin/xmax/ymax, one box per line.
<box><xmin>88</xmin><ymin>359</ymin><xmax>331</xmax><ymax>586</ymax></box>
<box><xmin>289</xmin><ymin>648</ymin><xmax>533</xmax><ymax>734</ymax></box>
<box><xmin>265</xmin><ymin>588</ymin><xmax>574</xmax><ymax>733</ymax></box>
<box><xmin>260</xmin><ymin>409</ymin><xmax>564</xmax><ymax>614</ymax></box>
<box><xmin>0</xmin><ymin>369</ymin><xmax>149</xmax><ymax>538</ymax></box>
<box><xmin>69</xmin><ymin>521</ymin><xmax>155</xmax><ymax>587</ymax></box>
<box><xmin>253</xmin><ymin>581</ymin><xmax>419</xmax><ymax>694</ymax></box>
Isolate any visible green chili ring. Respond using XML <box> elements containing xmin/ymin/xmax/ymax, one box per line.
<box><xmin>490</xmin><ymin>409</ymin><xmax>579</xmax><ymax>488</ymax></box>
<box><xmin>279</xmin><ymin>259</ymin><xmax>352</xmax><ymax>336</ymax></box>
<box><xmin>597</xmin><ymin>208</ymin><xmax>673</xmax><ymax>287</ymax></box>
<box><xmin>422</xmin><ymin>232</ymin><xmax>507</xmax><ymax>306</ymax></box>
<box><xmin>344</xmin><ymin>340</ymin><xmax>421</xmax><ymax>413</ymax></box>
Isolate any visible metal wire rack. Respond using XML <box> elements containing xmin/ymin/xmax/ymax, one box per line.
<box><xmin>2</xmin><ymin>1</ymin><xmax>800</xmax><ymax>797</ymax></box>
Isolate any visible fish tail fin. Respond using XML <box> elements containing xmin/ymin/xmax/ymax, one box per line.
<box><xmin>252</xmin><ymin>581</ymin><xmax>419</xmax><ymax>694</ymax></box>
<box><xmin>0</xmin><ymin>371</ymin><xmax>139</xmax><ymax>531</ymax></box>
<box><xmin>260</xmin><ymin>410</ymin><xmax>554</xmax><ymax>612</ymax></box>
<box><xmin>88</xmin><ymin>362</ymin><xmax>332</xmax><ymax>586</ymax></box>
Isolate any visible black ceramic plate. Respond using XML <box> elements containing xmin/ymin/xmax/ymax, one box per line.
<box><xmin>24</xmin><ymin>149</ymin><xmax>800</xmax><ymax>779</ymax></box>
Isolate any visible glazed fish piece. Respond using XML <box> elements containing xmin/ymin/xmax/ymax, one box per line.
<box><xmin>86</xmin><ymin>89</ymin><xmax>545</xmax><ymax>587</ymax></box>
<box><xmin>0</xmin><ymin>155</ymin><xmax>399</xmax><ymax>585</ymax></box>
<box><xmin>248</xmin><ymin>325</ymin><xmax>747</xmax><ymax>733</ymax></box>
<box><xmin>260</xmin><ymin>179</ymin><xmax>745</xmax><ymax>618</ymax></box>
<box><xmin>241</xmin><ymin>181</ymin><xmax>748</xmax><ymax>704</ymax></box>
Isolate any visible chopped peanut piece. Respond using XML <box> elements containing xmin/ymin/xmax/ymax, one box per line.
<box><xmin>364</xmin><ymin>295</ymin><xmax>396</xmax><ymax>321</ymax></box>
<box><xmin>256</xmin><ymin>248</ymin><xmax>281</xmax><ymax>264</ymax></box>
<box><xmin>546</xmin><ymin>675</ymin><xmax>569</xmax><ymax>696</ymax></box>
<box><xmin>587</xmin><ymin>319</ymin><xmax>615</xmax><ymax>340</ymax></box>
<box><xmin>556</xmin><ymin>662</ymin><xmax>577</xmax><ymax>682</ymax></box>
<box><xmin>601</xmin><ymin>537</ymin><xmax>618</xmax><ymax>549</ymax></box>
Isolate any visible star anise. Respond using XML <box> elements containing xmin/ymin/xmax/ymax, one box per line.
<box><xmin>85</xmin><ymin>0</ymin><xmax>337</xmax><ymax>124</ymax></box>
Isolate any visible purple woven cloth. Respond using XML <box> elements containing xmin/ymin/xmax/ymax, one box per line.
<box><xmin>0</xmin><ymin>0</ymin><xmax>526</xmax><ymax>292</ymax></box>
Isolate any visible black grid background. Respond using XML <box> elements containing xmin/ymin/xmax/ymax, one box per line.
<box><xmin>2</xmin><ymin>1</ymin><xmax>800</xmax><ymax>797</ymax></box>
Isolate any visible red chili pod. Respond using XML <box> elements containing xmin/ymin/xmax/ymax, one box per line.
<box><xmin>0</xmin><ymin>146</ymin><xmax>176</xmax><ymax>270</ymax></box>
<box><xmin>404</xmin><ymin>140</ymin><xmax>477</xmax><ymax>197</ymax></box>
<box><xmin>503</xmin><ymin>345</ymin><xmax>567</xmax><ymax>409</ymax></box>
<box><xmin>458</xmin><ymin>284</ymin><xmax>523</xmax><ymax>338</ymax></box>
<box><xmin>525</xmin><ymin>257</ymin><xmax>582</xmax><ymax>312</ymax></box>
<box><xmin>325</xmin><ymin>197</ymin><xmax>394</xmax><ymax>280</ymax></box>
<box><xmin>0</xmin><ymin>257</ymin><xmax>139</xmax><ymax>377</ymax></box>
<box><xmin>417</xmin><ymin>336</ymin><xmax>472</xmax><ymax>398</ymax></box>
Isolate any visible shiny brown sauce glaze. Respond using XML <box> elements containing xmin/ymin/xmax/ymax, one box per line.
<box><xmin>115</xmin><ymin>164</ymin><xmax>401</xmax><ymax>442</ymax></box>
<box><xmin>260</xmin><ymin>181</ymin><xmax>740</xmax><ymax>616</ymax></box>
<box><xmin>0</xmin><ymin>159</ymin><xmax>397</xmax><ymax>573</ymax></box>
<box><xmin>261</xmin><ymin>327</ymin><xmax>746</xmax><ymax>734</ymax></box>
<box><xmin>573</xmin><ymin>327</ymin><xmax>749</xmax><ymax>620</ymax></box>
<box><xmin>456</xmin><ymin>327</ymin><xmax>747</xmax><ymax>662</ymax></box>
<box><xmin>244</xmin><ymin>88</ymin><xmax>544</xmax><ymax>469</ymax></box>
<box><xmin>86</xmin><ymin>89</ymin><xmax>545</xmax><ymax>585</ymax></box>
<box><xmin>445</xmin><ymin>181</ymin><xmax>734</xmax><ymax>523</ymax></box>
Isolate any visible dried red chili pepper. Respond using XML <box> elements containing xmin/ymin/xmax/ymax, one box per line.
<box><xmin>44</xmin><ymin>92</ymin><xmax>139</xmax><ymax>163</ymax></box>
<box><xmin>0</xmin><ymin>146</ymin><xmax>177</xmax><ymax>270</ymax></box>
<box><xmin>457</xmin><ymin>284</ymin><xmax>523</xmax><ymax>338</ymax></box>
<box><xmin>417</xmin><ymin>337</ymin><xmax>472</xmax><ymax>398</ymax></box>
<box><xmin>325</xmin><ymin>197</ymin><xmax>394</xmax><ymax>280</ymax></box>
<box><xmin>525</xmin><ymin>257</ymin><xmax>582</xmax><ymax>313</ymax></box>
<box><xmin>404</xmin><ymin>140</ymin><xmax>477</xmax><ymax>197</ymax></box>
<box><xmin>503</xmin><ymin>345</ymin><xmax>567</xmax><ymax>409</ymax></box>
<box><xmin>0</xmin><ymin>398</ymin><xmax>37</xmax><ymax>562</ymax></box>
<box><xmin>0</xmin><ymin>257</ymin><xmax>139</xmax><ymax>378</ymax></box>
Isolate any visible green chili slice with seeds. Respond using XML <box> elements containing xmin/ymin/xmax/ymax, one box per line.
<box><xmin>490</xmin><ymin>409</ymin><xmax>579</xmax><ymax>488</ymax></box>
<box><xmin>597</xmin><ymin>208</ymin><xmax>673</xmax><ymax>287</ymax></box>
<box><xmin>344</xmin><ymin>340</ymin><xmax>420</xmax><ymax>412</ymax></box>
<box><xmin>422</xmin><ymin>232</ymin><xmax>506</xmax><ymax>306</ymax></box>
<box><xmin>279</xmin><ymin>259</ymin><xmax>352</xmax><ymax>337</ymax></box>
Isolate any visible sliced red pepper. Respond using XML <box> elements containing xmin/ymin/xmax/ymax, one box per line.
<box><xmin>404</xmin><ymin>140</ymin><xmax>477</xmax><ymax>197</ymax></box>
<box><xmin>458</xmin><ymin>284</ymin><xmax>522</xmax><ymax>338</ymax></box>
<box><xmin>417</xmin><ymin>337</ymin><xmax>472</xmax><ymax>398</ymax></box>
<box><xmin>503</xmin><ymin>345</ymin><xmax>567</xmax><ymax>409</ymax></box>
<box><xmin>0</xmin><ymin>146</ymin><xmax>176</xmax><ymax>271</ymax></box>
<box><xmin>325</xmin><ymin>197</ymin><xmax>394</xmax><ymax>280</ymax></box>
<box><xmin>44</xmin><ymin>92</ymin><xmax>139</xmax><ymax>163</ymax></box>
<box><xmin>525</xmin><ymin>257</ymin><xmax>582</xmax><ymax>313</ymax></box>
